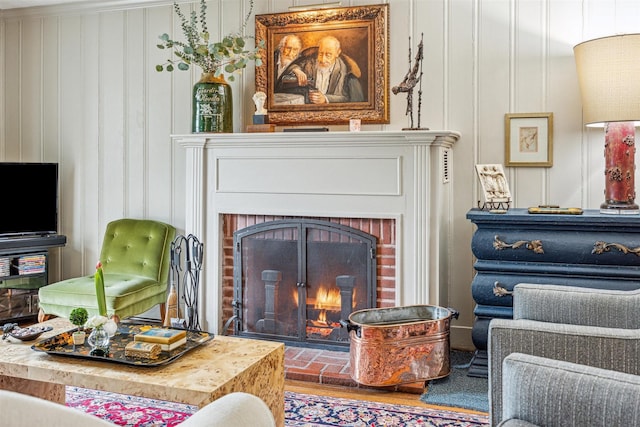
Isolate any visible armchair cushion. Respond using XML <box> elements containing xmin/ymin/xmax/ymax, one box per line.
<box><xmin>39</xmin><ymin>274</ymin><xmax>166</xmax><ymax>318</ymax></box>
<box><xmin>498</xmin><ymin>353</ymin><xmax>640</xmax><ymax>427</ymax></box>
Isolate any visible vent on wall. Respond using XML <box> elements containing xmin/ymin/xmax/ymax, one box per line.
<box><xmin>442</xmin><ymin>148</ymin><xmax>451</xmax><ymax>183</ymax></box>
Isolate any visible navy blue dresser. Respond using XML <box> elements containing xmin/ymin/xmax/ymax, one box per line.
<box><xmin>466</xmin><ymin>208</ymin><xmax>640</xmax><ymax>377</ymax></box>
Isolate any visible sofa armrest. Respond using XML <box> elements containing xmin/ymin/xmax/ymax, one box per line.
<box><xmin>488</xmin><ymin>318</ymin><xmax>640</xmax><ymax>426</ymax></box>
<box><xmin>513</xmin><ymin>283</ymin><xmax>640</xmax><ymax>329</ymax></box>
<box><xmin>181</xmin><ymin>392</ymin><xmax>276</xmax><ymax>427</ymax></box>
<box><xmin>0</xmin><ymin>390</ymin><xmax>113</xmax><ymax>427</ymax></box>
<box><xmin>501</xmin><ymin>353</ymin><xmax>640</xmax><ymax>426</ymax></box>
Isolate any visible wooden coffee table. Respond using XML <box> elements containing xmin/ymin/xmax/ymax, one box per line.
<box><xmin>0</xmin><ymin>318</ymin><xmax>285</xmax><ymax>427</ymax></box>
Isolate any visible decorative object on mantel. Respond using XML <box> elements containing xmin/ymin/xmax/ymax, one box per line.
<box><xmin>475</xmin><ymin>164</ymin><xmax>512</xmax><ymax>212</ymax></box>
<box><xmin>282</xmin><ymin>127</ymin><xmax>329</xmax><ymax>132</ymax></box>
<box><xmin>169</xmin><ymin>234</ymin><xmax>203</xmax><ymax>330</ymax></box>
<box><xmin>246</xmin><ymin>124</ymin><xmax>276</xmax><ymax>133</ymax></box>
<box><xmin>574</xmin><ymin>34</ymin><xmax>640</xmax><ymax>214</ymax></box>
<box><xmin>155</xmin><ymin>0</ymin><xmax>264</xmax><ymax>133</ymax></box>
<box><xmin>252</xmin><ymin>91</ymin><xmax>269</xmax><ymax>124</ymax></box>
<box><xmin>246</xmin><ymin>91</ymin><xmax>275</xmax><ymax>132</ymax></box>
<box><xmin>392</xmin><ymin>33</ymin><xmax>428</xmax><ymax>131</ymax></box>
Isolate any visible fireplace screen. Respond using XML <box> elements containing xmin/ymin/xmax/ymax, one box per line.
<box><xmin>233</xmin><ymin>219</ymin><xmax>377</xmax><ymax>348</ymax></box>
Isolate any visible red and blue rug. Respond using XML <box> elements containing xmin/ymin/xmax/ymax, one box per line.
<box><xmin>66</xmin><ymin>386</ymin><xmax>489</xmax><ymax>427</ymax></box>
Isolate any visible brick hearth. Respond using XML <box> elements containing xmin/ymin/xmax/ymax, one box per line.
<box><xmin>284</xmin><ymin>346</ymin><xmax>425</xmax><ymax>393</ymax></box>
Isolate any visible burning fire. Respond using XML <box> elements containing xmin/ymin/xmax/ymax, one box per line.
<box><xmin>310</xmin><ymin>286</ymin><xmax>341</xmax><ymax>328</ymax></box>
<box><xmin>314</xmin><ymin>287</ymin><xmax>340</xmax><ymax>311</ymax></box>
<box><xmin>292</xmin><ymin>284</ymin><xmax>355</xmax><ymax>336</ymax></box>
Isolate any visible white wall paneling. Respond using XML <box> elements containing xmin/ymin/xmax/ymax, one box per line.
<box><xmin>2</xmin><ymin>0</ymin><xmax>638</xmax><ymax>348</ymax></box>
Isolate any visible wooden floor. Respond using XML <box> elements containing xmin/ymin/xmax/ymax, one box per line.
<box><xmin>284</xmin><ymin>379</ymin><xmax>487</xmax><ymax>415</ymax></box>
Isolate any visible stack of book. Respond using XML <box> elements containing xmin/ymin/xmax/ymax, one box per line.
<box><xmin>133</xmin><ymin>328</ymin><xmax>187</xmax><ymax>351</ymax></box>
<box><xmin>18</xmin><ymin>254</ymin><xmax>46</xmax><ymax>275</ymax></box>
<box><xmin>0</xmin><ymin>258</ymin><xmax>9</xmax><ymax>277</ymax></box>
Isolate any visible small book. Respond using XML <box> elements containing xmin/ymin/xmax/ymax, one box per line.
<box><xmin>125</xmin><ymin>341</ymin><xmax>161</xmax><ymax>360</ymax></box>
<box><xmin>134</xmin><ymin>328</ymin><xmax>187</xmax><ymax>345</ymax></box>
<box><xmin>159</xmin><ymin>336</ymin><xmax>187</xmax><ymax>352</ymax></box>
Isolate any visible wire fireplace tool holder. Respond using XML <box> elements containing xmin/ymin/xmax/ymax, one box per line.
<box><xmin>170</xmin><ymin>234</ymin><xmax>203</xmax><ymax>331</ymax></box>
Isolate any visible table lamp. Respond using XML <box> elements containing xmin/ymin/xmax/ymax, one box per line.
<box><xmin>574</xmin><ymin>34</ymin><xmax>640</xmax><ymax>214</ymax></box>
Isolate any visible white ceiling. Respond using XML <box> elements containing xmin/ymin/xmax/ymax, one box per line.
<box><xmin>0</xmin><ymin>0</ymin><xmax>86</xmax><ymax>9</ymax></box>
<box><xmin>0</xmin><ymin>0</ymin><xmax>163</xmax><ymax>10</ymax></box>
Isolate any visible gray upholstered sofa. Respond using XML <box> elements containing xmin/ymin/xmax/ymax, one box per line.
<box><xmin>489</xmin><ymin>283</ymin><xmax>640</xmax><ymax>426</ymax></box>
<box><xmin>497</xmin><ymin>352</ymin><xmax>640</xmax><ymax>426</ymax></box>
<box><xmin>0</xmin><ymin>390</ymin><xmax>276</xmax><ymax>427</ymax></box>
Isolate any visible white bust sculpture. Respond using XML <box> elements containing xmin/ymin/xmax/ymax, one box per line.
<box><xmin>252</xmin><ymin>91</ymin><xmax>267</xmax><ymax>115</ymax></box>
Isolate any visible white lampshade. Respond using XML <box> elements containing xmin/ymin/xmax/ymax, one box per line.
<box><xmin>574</xmin><ymin>34</ymin><xmax>640</xmax><ymax>126</ymax></box>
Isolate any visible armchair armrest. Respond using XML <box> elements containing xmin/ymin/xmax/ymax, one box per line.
<box><xmin>500</xmin><ymin>353</ymin><xmax>640</xmax><ymax>427</ymax></box>
<box><xmin>489</xmin><ymin>318</ymin><xmax>640</xmax><ymax>426</ymax></box>
<box><xmin>513</xmin><ymin>283</ymin><xmax>640</xmax><ymax>328</ymax></box>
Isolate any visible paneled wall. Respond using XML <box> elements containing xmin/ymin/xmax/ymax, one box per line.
<box><xmin>1</xmin><ymin>0</ymin><xmax>638</xmax><ymax>347</ymax></box>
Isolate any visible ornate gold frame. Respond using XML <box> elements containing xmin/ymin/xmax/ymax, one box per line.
<box><xmin>255</xmin><ymin>4</ymin><xmax>389</xmax><ymax>126</ymax></box>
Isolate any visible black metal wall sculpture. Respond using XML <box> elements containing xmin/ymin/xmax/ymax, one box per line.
<box><xmin>169</xmin><ymin>234</ymin><xmax>203</xmax><ymax>331</ymax></box>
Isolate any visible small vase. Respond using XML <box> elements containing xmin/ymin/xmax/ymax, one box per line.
<box><xmin>192</xmin><ymin>73</ymin><xmax>233</xmax><ymax>133</ymax></box>
<box><xmin>87</xmin><ymin>326</ymin><xmax>110</xmax><ymax>356</ymax></box>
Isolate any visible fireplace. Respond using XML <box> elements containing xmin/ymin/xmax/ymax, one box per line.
<box><xmin>174</xmin><ymin>130</ymin><xmax>460</xmax><ymax>335</ymax></box>
<box><xmin>231</xmin><ymin>218</ymin><xmax>376</xmax><ymax>348</ymax></box>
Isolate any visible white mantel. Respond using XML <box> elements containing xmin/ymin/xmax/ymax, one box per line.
<box><xmin>174</xmin><ymin>130</ymin><xmax>460</xmax><ymax>333</ymax></box>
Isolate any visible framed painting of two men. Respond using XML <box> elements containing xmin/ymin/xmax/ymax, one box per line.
<box><xmin>255</xmin><ymin>4</ymin><xmax>389</xmax><ymax>126</ymax></box>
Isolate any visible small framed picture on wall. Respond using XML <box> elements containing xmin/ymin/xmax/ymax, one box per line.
<box><xmin>505</xmin><ymin>112</ymin><xmax>553</xmax><ymax>167</ymax></box>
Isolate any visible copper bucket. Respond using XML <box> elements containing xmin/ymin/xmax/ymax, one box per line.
<box><xmin>341</xmin><ymin>305</ymin><xmax>458</xmax><ymax>387</ymax></box>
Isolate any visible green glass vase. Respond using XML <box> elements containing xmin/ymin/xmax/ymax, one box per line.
<box><xmin>192</xmin><ymin>73</ymin><xmax>233</xmax><ymax>133</ymax></box>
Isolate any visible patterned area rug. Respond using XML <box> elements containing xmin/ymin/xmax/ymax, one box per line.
<box><xmin>66</xmin><ymin>386</ymin><xmax>489</xmax><ymax>427</ymax></box>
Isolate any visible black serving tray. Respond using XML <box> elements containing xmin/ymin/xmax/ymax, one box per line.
<box><xmin>31</xmin><ymin>323</ymin><xmax>214</xmax><ymax>366</ymax></box>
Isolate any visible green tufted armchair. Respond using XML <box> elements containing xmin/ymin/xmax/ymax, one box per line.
<box><xmin>38</xmin><ymin>218</ymin><xmax>176</xmax><ymax>323</ymax></box>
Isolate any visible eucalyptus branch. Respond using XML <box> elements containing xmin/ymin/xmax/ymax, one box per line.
<box><xmin>156</xmin><ymin>0</ymin><xmax>262</xmax><ymax>80</ymax></box>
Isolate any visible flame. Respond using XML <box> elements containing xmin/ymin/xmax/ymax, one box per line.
<box><xmin>314</xmin><ymin>286</ymin><xmax>340</xmax><ymax>311</ymax></box>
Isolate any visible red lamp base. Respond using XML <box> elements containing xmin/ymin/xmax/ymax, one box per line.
<box><xmin>601</xmin><ymin>121</ymin><xmax>639</xmax><ymax>215</ymax></box>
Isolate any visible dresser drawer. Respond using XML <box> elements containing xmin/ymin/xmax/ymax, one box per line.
<box><xmin>472</xmin><ymin>229</ymin><xmax>640</xmax><ymax>266</ymax></box>
<box><xmin>471</xmin><ymin>271</ymin><xmax>640</xmax><ymax>307</ymax></box>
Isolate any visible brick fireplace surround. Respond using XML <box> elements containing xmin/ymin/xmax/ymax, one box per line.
<box><xmin>174</xmin><ymin>130</ymin><xmax>460</xmax><ymax>386</ymax></box>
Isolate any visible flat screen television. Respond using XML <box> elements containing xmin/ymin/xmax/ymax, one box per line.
<box><xmin>0</xmin><ymin>162</ymin><xmax>59</xmax><ymax>237</ymax></box>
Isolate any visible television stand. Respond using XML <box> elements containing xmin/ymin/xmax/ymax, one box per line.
<box><xmin>0</xmin><ymin>235</ymin><xmax>67</xmax><ymax>323</ymax></box>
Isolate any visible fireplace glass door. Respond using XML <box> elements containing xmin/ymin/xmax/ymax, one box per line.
<box><xmin>233</xmin><ymin>219</ymin><xmax>376</xmax><ymax>348</ymax></box>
